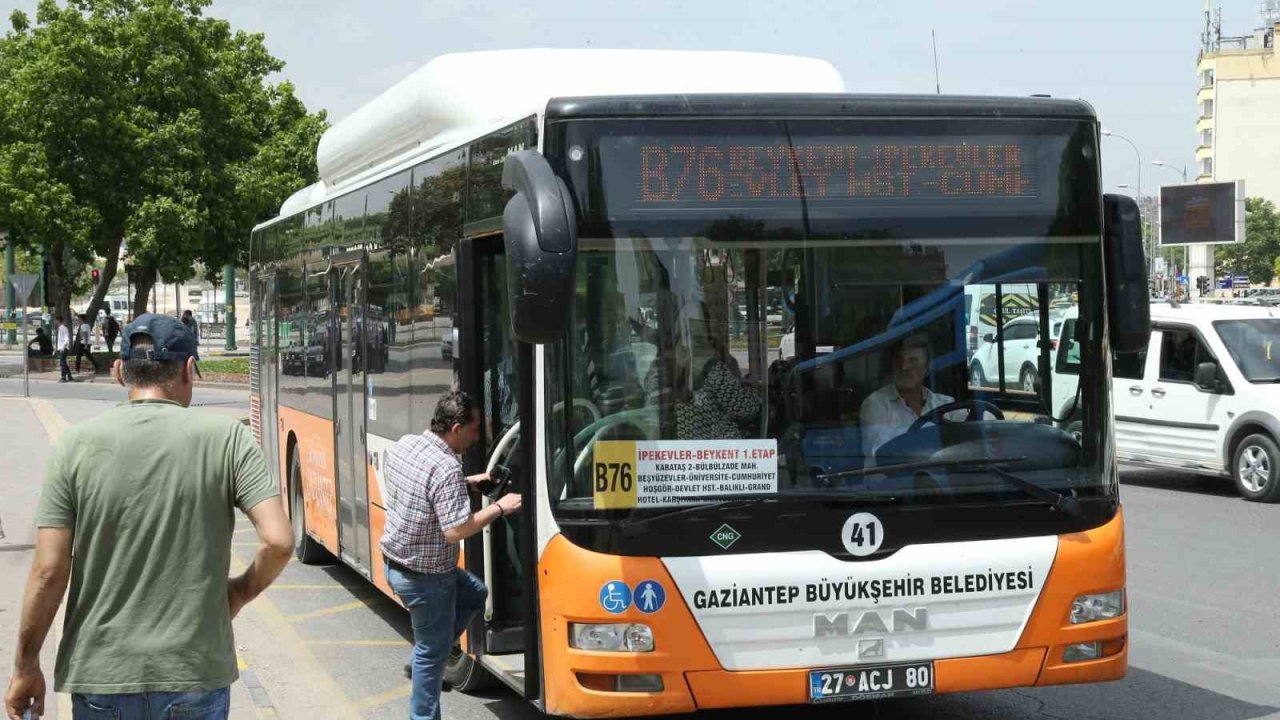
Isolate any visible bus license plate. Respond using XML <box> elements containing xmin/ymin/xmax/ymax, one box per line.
<box><xmin>808</xmin><ymin>663</ymin><xmax>934</xmax><ymax>703</ymax></box>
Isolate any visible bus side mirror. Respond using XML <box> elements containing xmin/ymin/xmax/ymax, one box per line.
<box><xmin>501</xmin><ymin>150</ymin><xmax>578</xmax><ymax>344</ymax></box>
<box><xmin>1103</xmin><ymin>194</ymin><xmax>1150</xmax><ymax>354</ymax></box>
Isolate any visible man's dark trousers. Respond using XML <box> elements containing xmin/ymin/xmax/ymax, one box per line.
<box><xmin>384</xmin><ymin>564</ymin><xmax>488</xmax><ymax>720</ymax></box>
<box><xmin>59</xmin><ymin>349</ymin><xmax>72</xmax><ymax>381</ymax></box>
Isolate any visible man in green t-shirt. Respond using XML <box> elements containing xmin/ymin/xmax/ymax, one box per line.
<box><xmin>5</xmin><ymin>314</ymin><xmax>294</xmax><ymax>720</ymax></box>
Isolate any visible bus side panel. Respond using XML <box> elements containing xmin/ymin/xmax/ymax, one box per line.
<box><xmin>367</xmin><ymin>462</ymin><xmax>396</xmax><ymax>601</ymax></box>
<box><xmin>538</xmin><ymin>535</ymin><xmax>717</xmax><ymax>718</ymax></box>
<box><xmin>279</xmin><ymin>405</ymin><xmax>340</xmax><ymax>556</ymax></box>
<box><xmin>1019</xmin><ymin>508</ymin><xmax>1128</xmax><ymax>685</ymax></box>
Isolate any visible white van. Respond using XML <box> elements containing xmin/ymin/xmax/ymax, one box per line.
<box><xmin>1110</xmin><ymin>303</ymin><xmax>1280</xmax><ymax>502</ymax></box>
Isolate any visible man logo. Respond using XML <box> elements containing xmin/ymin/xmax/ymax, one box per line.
<box><xmin>813</xmin><ymin>608</ymin><xmax>929</xmax><ymax>638</ymax></box>
<box><xmin>858</xmin><ymin>639</ymin><xmax>886</xmax><ymax>660</ymax></box>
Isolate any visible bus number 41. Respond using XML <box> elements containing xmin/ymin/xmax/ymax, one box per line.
<box><xmin>595</xmin><ymin>462</ymin><xmax>634</xmax><ymax>492</ymax></box>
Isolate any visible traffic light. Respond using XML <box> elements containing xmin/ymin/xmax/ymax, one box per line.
<box><xmin>1196</xmin><ymin>275</ymin><xmax>1209</xmax><ymax>295</ymax></box>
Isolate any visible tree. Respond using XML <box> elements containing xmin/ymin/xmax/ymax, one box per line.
<box><xmin>1216</xmin><ymin>197</ymin><xmax>1280</xmax><ymax>287</ymax></box>
<box><xmin>0</xmin><ymin>0</ymin><xmax>326</xmax><ymax>321</ymax></box>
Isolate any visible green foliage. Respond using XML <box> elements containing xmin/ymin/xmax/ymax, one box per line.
<box><xmin>197</xmin><ymin>356</ymin><xmax>248</xmax><ymax>375</ymax></box>
<box><xmin>1216</xmin><ymin>198</ymin><xmax>1280</xmax><ymax>286</ymax></box>
<box><xmin>0</xmin><ymin>0</ymin><xmax>327</xmax><ymax>315</ymax></box>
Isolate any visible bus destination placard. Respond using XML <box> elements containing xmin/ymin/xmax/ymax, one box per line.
<box><xmin>603</xmin><ymin>137</ymin><xmax>1040</xmax><ymax>210</ymax></box>
<box><xmin>593</xmin><ymin>439</ymin><xmax>779</xmax><ymax>509</ymax></box>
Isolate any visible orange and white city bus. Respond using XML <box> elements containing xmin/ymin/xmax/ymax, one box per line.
<box><xmin>249</xmin><ymin>49</ymin><xmax>1149</xmax><ymax>716</ymax></box>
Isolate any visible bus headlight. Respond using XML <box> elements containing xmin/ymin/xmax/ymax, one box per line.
<box><xmin>1070</xmin><ymin>590</ymin><xmax>1125</xmax><ymax>624</ymax></box>
<box><xmin>569</xmin><ymin>623</ymin><xmax>654</xmax><ymax>652</ymax></box>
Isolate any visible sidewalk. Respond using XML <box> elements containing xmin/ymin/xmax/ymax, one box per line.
<box><xmin>0</xmin><ymin>397</ymin><xmax>259</xmax><ymax>719</ymax></box>
<box><xmin>0</xmin><ymin>363</ymin><xmax>248</xmax><ymax>391</ymax></box>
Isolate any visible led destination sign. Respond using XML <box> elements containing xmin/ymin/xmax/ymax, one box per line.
<box><xmin>614</xmin><ymin>138</ymin><xmax>1040</xmax><ymax>207</ymax></box>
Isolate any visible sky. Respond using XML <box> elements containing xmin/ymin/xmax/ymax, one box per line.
<box><xmin>7</xmin><ymin>0</ymin><xmax>1273</xmax><ymax>196</ymax></box>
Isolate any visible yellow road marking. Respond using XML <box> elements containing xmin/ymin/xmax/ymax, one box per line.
<box><xmin>237</xmin><ymin>654</ymin><xmax>248</xmax><ymax>672</ymax></box>
<box><xmin>284</xmin><ymin>599</ymin><xmax>378</xmax><ymax>623</ymax></box>
<box><xmin>356</xmin><ymin>683</ymin><xmax>412</xmax><ymax>709</ymax></box>
<box><xmin>308</xmin><ymin>640</ymin><xmax>411</xmax><ymax>647</ymax></box>
<box><xmin>30</xmin><ymin>397</ymin><xmax>69</xmax><ymax>442</ymax></box>
<box><xmin>229</xmin><ymin>555</ymin><xmax>361</xmax><ymax>716</ymax></box>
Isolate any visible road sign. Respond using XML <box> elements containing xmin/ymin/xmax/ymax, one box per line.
<box><xmin>7</xmin><ymin>273</ymin><xmax>39</xmax><ymax>306</ymax></box>
<box><xmin>0</xmin><ymin>322</ymin><xmax>16</xmax><ymax>330</ymax></box>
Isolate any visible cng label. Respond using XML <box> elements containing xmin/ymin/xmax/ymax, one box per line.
<box><xmin>710</xmin><ymin>523</ymin><xmax>742</xmax><ymax>550</ymax></box>
<box><xmin>841</xmin><ymin>512</ymin><xmax>884</xmax><ymax>557</ymax></box>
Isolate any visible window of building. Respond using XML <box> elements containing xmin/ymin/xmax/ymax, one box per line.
<box><xmin>1200</xmin><ymin>128</ymin><xmax>1213</xmax><ymax>148</ymax></box>
<box><xmin>1201</xmin><ymin>99</ymin><xmax>1214</xmax><ymax>118</ymax></box>
<box><xmin>1200</xmin><ymin>157</ymin><xmax>1214</xmax><ymax>177</ymax></box>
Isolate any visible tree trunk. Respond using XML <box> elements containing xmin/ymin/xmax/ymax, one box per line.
<box><xmin>84</xmin><ymin>232</ymin><xmax>125</xmax><ymax>323</ymax></box>
<box><xmin>132</xmin><ymin>269</ymin><xmax>156</xmax><ymax>318</ymax></box>
<box><xmin>47</xmin><ymin>240</ymin><xmax>73</xmax><ymax>334</ymax></box>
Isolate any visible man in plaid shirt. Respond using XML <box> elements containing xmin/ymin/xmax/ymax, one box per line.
<box><xmin>380</xmin><ymin>390</ymin><xmax>521</xmax><ymax>720</ymax></box>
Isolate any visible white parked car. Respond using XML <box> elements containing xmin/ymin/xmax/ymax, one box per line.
<box><xmin>1111</xmin><ymin>303</ymin><xmax>1280</xmax><ymax>502</ymax></box>
<box><xmin>969</xmin><ymin>314</ymin><xmax>1065</xmax><ymax>393</ymax></box>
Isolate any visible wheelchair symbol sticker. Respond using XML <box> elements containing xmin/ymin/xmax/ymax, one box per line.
<box><xmin>633</xmin><ymin>580</ymin><xmax>666</xmax><ymax>614</ymax></box>
<box><xmin>598</xmin><ymin>581</ymin><xmax>632</xmax><ymax>614</ymax></box>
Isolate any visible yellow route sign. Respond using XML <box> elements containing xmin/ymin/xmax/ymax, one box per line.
<box><xmin>592</xmin><ymin>440</ymin><xmax>638</xmax><ymax>509</ymax></box>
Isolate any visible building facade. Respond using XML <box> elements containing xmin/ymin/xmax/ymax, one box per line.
<box><xmin>1186</xmin><ymin>4</ymin><xmax>1279</xmax><ymax>289</ymax></box>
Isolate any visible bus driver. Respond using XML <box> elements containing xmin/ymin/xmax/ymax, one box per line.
<box><xmin>859</xmin><ymin>334</ymin><xmax>958</xmax><ymax>458</ymax></box>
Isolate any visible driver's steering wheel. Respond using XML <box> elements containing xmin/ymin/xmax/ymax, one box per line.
<box><xmin>908</xmin><ymin>399</ymin><xmax>1004</xmax><ymax>432</ymax></box>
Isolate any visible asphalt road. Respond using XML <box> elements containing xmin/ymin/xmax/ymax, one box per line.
<box><xmin>2</xmin><ymin>381</ymin><xmax>1278</xmax><ymax>720</ymax></box>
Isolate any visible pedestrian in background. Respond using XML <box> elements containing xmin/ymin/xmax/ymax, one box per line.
<box><xmin>103</xmin><ymin>311</ymin><xmax>121</xmax><ymax>353</ymax></box>
<box><xmin>4</xmin><ymin>313</ymin><xmax>294</xmax><ymax>720</ymax></box>
<box><xmin>54</xmin><ymin>315</ymin><xmax>72</xmax><ymax>383</ymax></box>
<box><xmin>379</xmin><ymin>390</ymin><xmax>521</xmax><ymax>720</ymax></box>
<box><xmin>181</xmin><ymin>309</ymin><xmax>204</xmax><ymax>379</ymax></box>
<box><xmin>73</xmin><ymin>313</ymin><xmax>99</xmax><ymax>374</ymax></box>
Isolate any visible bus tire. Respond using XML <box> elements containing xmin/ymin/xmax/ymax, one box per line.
<box><xmin>1231</xmin><ymin>433</ymin><xmax>1280</xmax><ymax>503</ymax></box>
<box><xmin>290</xmin><ymin>450</ymin><xmax>330</xmax><ymax>564</ymax></box>
<box><xmin>445</xmin><ymin>645</ymin><xmax>495</xmax><ymax>692</ymax></box>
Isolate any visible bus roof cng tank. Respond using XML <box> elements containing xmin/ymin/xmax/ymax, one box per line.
<box><xmin>277</xmin><ymin>49</ymin><xmax>846</xmax><ymax>219</ymax></box>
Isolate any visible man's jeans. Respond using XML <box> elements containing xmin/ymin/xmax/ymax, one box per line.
<box><xmin>385</xmin><ymin>563</ymin><xmax>488</xmax><ymax>720</ymax></box>
<box><xmin>71</xmin><ymin>687</ymin><xmax>229</xmax><ymax>719</ymax></box>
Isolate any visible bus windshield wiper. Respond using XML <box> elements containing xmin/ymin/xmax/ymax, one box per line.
<box><xmin>818</xmin><ymin>457</ymin><xmax>1081</xmax><ymax>517</ymax></box>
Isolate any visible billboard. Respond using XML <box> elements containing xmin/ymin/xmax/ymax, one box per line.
<box><xmin>1158</xmin><ymin>180</ymin><xmax>1245</xmax><ymax>246</ymax></box>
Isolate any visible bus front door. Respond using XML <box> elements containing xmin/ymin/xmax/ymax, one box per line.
<box><xmin>331</xmin><ymin>257</ymin><xmax>372</xmax><ymax>576</ymax></box>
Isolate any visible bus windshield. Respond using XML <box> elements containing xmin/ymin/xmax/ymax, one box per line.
<box><xmin>544</xmin><ymin>116</ymin><xmax>1107</xmax><ymax>541</ymax></box>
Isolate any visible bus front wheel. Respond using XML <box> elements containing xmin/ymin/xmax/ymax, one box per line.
<box><xmin>290</xmin><ymin>450</ymin><xmax>330</xmax><ymax>564</ymax></box>
<box><xmin>445</xmin><ymin>645</ymin><xmax>495</xmax><ymax>692</ymax></box>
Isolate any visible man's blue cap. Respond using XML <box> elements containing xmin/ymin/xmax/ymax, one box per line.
<box><xmin>119</xmin><ymin>313</ymin><xmax>198</xmax><ymax>361</ymax></box>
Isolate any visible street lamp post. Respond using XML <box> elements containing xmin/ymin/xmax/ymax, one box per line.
<box><xmin>1151</xmin><ymin>161</ymin><xmax>1191</xmax><ymax>295</ymax></box>
<box><xmin>1102</xmin><ymin>131</ymin><xmax>1149</xmax><ymax>279</ymax></box>
<box><xmin>1151</xmin><ymin>161</ymin><xmax>1188</xmax><ymax>183</ymax></box>
<box><xmin>1102</xmin><ymin>129</ymin><xmax>1142</xmax><ymax>197</ymax></box>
